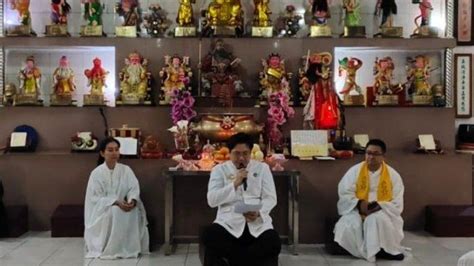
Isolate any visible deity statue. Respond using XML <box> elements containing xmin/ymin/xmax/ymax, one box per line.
<box><xmin>253</xmin><ymin>0</ymin><xmax>272</xmax><ymax>27</ymax></box>
<box><xmin>9</xmin><ymin>0</ymin><xmax>31</xmax><ymax>26</ymax></box>
<box><xmin>258</xmin><ymin>53</ymin><xmax>292</xmax><ymax>105</ymax></box>
<box><xmin>83</xmin><ymin>0</ymin><xmax>103</xmax><ymax>26</ymax></box>
<box><xmin>406</xmin><ymin>55</ymin><xmax>431</xmax><ymax>96</ymax></box>
<box><xmin>51</xmin><ymin>0</ymin><xmax>71</xmax><ymax>25</ymax></box>
<box><xmin>310</xmin><ymin>0</ymin><xmax>330</xmax><ymax>26</ymax></box>
<box><xmin>373</xmin><ymin>57</ymin><xmax>400</xmax><ymax>96</ymax></box>
<box><xmin>118</xmin><ymin>52</ymin><xmax>151</xmax><ymax>105</ymax></box>
<box><xmin>116</xmin><ymin>0</ymin><xmax>140</xmax><ymax>28</ymax></box>
<box><xmin>84</xmin><ymin>58</ymin><xmax>108</xmax><ymax>96</ymax></box>
<box><xmin>3</xmin><ymin>84</ymin><xmax>17</xmax><ymax>106</ymax></box>
<box><xmin>342</xmin><ymin>0</ymin><xmax>361</xmax><ymax>27</ymax></box>
<box><xmin>177</xmin><ymin>0</ymin><xmax>195</xmax><ymax>26</ymax></box>
<box><xmin>201</xmin><ymin>39</ymin><xmax>244</xmax><ymax>107</ymax></box>
<box><xmin>338</xmin><ymin>57</ymin><xmax>363</xmax><ymax>95</ymax></box>
<box><xmin>300</xmin><ymin>52</ymin><xmax>340</xmax><ymax>129</ymax></box>
<box><xmin>159</xmin><ymin>55</ymin><xmax>192</xmax><ymax>105</ymax></box>
<box><xmin>143</xmin><ymin>4</ymin><xmax>168</xmax><ymax>37</ymax></box>
<box><xmin>277</xmin><ymin>5</ymin><xmax>302</xmax><ymax>37</ymax></box>
<box><xmin>373</xmin><ymin>0</ymin><xmax>402</xmax><ymax>37</ymax></box>
<box><xmin>53</xmin><ymin>56</ymin><xmax>76</xmax><ymax>96</ymax></box>
<box><xmin>6</xmin><ymin>0</ymin><xmax>35</xmax><ymax>35</ymax></box>
<box><xmin>411</xmin><ymin>0</ymin><xmax>434</xmax><ymax>37</ymax></box>
<box><xmin>202</xmin><ymin>0</ymin><xmax>243</xmax><ymax>36</ymax></box>
<box><xmin>18</xmin><ymin>56</ymin><xmax>41</xmax><ymax>96</ymax></box>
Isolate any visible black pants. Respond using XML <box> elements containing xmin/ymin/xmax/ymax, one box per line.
<box><xmin>201</xmin><ymin>223</ymin><xmax>281</xmax><ymax>266</ymax></box>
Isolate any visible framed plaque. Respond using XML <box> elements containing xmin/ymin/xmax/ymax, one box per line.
<box><xmin>455</xmin><ymin>0</ymin><xmax>474</xmax><ymax>45</ymax></box>
<box><xmin>455</xmin><ymin>54</ymin><xmax>472</xmax><ymax>118</ymax></box>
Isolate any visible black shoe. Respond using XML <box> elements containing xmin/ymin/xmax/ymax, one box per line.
<box><xmin>216</xmin><ymin>257</ymin><xmax>230</xmax><ymax>266</ymax></box>
<box><xmin>376</xmin><ymin>249</ymin><xmax>405</xmax><ymax>261</ymax></box>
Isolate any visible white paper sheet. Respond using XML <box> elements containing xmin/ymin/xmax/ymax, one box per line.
<box><xmin>234</xmin><ymin>201</ymin><xmax>263</xmax><ymax>214</ymax></box>
<box><xmin>115</xmin><ymin>137</ymin><xmax>138</xmax><ymax>155</ymax></box>
<box><xmin>10</xmin><ymin>132</ymin><xmax>27</xmax><ymax>147</ymax></box>
<box><xmin>354</xmin><ymin>134</ymin><xmax>369</xmax><ymax>148</ymax></box>
<box><xmin>418</xmin><ymin>134</ymin><xmax>436</xmax><ymax>150</ymax></box>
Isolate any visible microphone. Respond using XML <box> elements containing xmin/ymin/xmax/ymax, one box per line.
<box><xmin>238</xmin><ymin>163</ymin><xmax>247</xmax><ymax>191</ymax></box>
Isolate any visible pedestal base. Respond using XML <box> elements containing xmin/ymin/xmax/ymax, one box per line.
<box><xmin>116</xmin><ymin>26</ymin><xmax>137</xmax><ymax>37</ymax></box>
<box><xmin>412</xmin><ymin>95</ymin><xmax>433</xmax><ymax>105</ymax></box>
<box><xmin>50</xmin><ymin>94</ymin><xmax>74</xmax><ymax>106</ymax></box>
<box><xmin>211</xmin><ymin>26</ymin><xmax>238</xmax><ymax>36</ymax></box>
<box><xmin>116</xmin><ymin>94</ymin><xmax>151</xmax><ymax>105</ymax></box>
<box><xmin>45</xmin><ymin>25</ymin><xmax>69</xmax><ymax>36</ymax></box>
<box><xmin>376</xmin><ymin>95</ymin><xmax>399</xmax><ymax>106</ymax></box>
<box><xmin>175</xmin><ymin>26</ymin><xmax>196</xmax><ymax>37</ymax></box>
<box><xmin>6</xmin><ymin>25</ymin><xmax>33</xmax><ymax>36</ymax></box>
<box><xmin>343</xmin><ymin>26</ymin><xmax>366</xmax><ymax>38</ymax></box>
<box><xmin>83</xmin><ymin>94</ymin><xmax>105</xmax><ymax>106</ymax></box>
<box><xmin>251</xmin><ymin>26</ymin><xmax>273</xmax><ymax>37</ymax></box>
<box><xmin>14</xmin><ymin>94</ymin><xmax>42</xmax><ymax>106</ymax></box>
<box><xmin>376</xmin><ymin>27</ymin><xmax>403</xmax><ymax>38</ymax></box>
<box><xmin>310</xmin><ymin>25</ymin><xmax>332</xmax><ymax>37</ymax></box>
<box><xmin>343</xmin><ymin>94</ymin><xmax>365</xmax><ymax>106</ymax></box>
<box><xmin>412</xmin><ymin>26</ymin><xmax>439</xmax><ymax>38</ymax></box>
<box><xmin>80</xmin><ymin>25</ymin><xmax>103</xmax><ymax>37</ymax></box>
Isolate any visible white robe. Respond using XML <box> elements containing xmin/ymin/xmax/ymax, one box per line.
<box><xmin>207</xmin><ymin>160</ymin><xmax>277</xmax><ymax>238</ymax></box>
<box><xmin>84</xmin><ymin>163</ymin><xmax>149</xmax><ymax>259</ymax></box>
<box><xmin>334</xmin><ymin>162</ymin><xmax>405</xmax><ymax>262</ymax></box>
<box><xmin>458</xmin><ymin>251</ymin><xmax>474</xmax><ymax>266</ymax></box>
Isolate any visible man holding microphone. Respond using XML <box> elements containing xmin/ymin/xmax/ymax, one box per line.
<box><xmin>201</xmin><ymin>133</ymin><xmax>281</xmax><ymax>266</ymax></box>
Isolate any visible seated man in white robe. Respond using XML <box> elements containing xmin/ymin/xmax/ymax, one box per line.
<box><xmin>201</xmin><ymin>133</ymin><xmax>281</xmax><ymax>266</ymax></box>
<box><xmin>84</xmin><ymin>137</ymin><xmax>149</xmax><ymax>259</ymax></box>
<box><xmin>334</xmin><ymin>139</ymin><xmax>405</xmax><ymax>262</ymax></box>
<box><xmin>458</xmin><ymin>251</ymin><xmax>474</xmax><ymax>266</ymax></box>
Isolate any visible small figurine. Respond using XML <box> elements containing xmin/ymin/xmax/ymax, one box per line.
<box><xmin>300</xmin><ymin>52</ymin><xmax>340</xmax><ymax>129</ymax></box>
<box><xmin>84</xmin><ymin>58</ymin><xmax>109</xmax><ymax>105</ymax></box>
<box><xmin>406</xmin><ymin>55</ymin><xmax>434</xmax><ymax>105</ymax></box>
<box><xmin>159</xmin><ymin>55</ymin><xmax>192</xmax><ymax>105</ymax></box>
<box><xmin>71</xmin><ymin>132</ymin><xmax>98</xmax><ymax>151</ymax></box>
<box><xmin>338</xmin><ymin>57</ymin><xmax>364</xmax><ymax>105</ymax></box>
<box><xmin>258</xmin><ymin>53</ymin><xmax>292</xmax><ymax>106</ymax></box>
<box><xmin>201</xmin><ymin>39</ymin><xmax>244</xmax><ymax>107</ymax></box>
<box><xmin>51</xmin><ymin>56</ymin><xmax>76</xmax><ymax>106</ymax></box>
<box><xmin>411</xmin><ymin>0</ymin><xmax>437</xmax><ymax>37</ymax></box>
<box><xmin>202</xmin><ymin>0</ymin><xmax>243</xmax><ymax>37</ymax></box>
<box><xmin>140</xmin><ymin>135</ymin><xmax>163</xmax><ymax>159</ymax></box>
<box><xmin>341</xmin><ymin>0</ymin><xmax>365</xmax><ymax>37</ymax></box>
<box><xmin>115</xmin><ymin>0</ymin><xmax>141</xmax><ymax>37</ymax></box>
<box><xmin>168</xmin><ymin>120</ymin><xmax>191</xmax><ymax>151</ymax></box>
<box><xmin>175</xmin><ymin>0</ymin><xmax>196</xmax><ymax>36</ymax></box>
<box><xmin>81</xmin><ymin>0</ymin><xmax>104</xmax><ymax>36</ymax></box>
<box><xmin>372</xmin><ymin>57</ymin><xmax>402</xmax><ymax>105</ymax></box>
<box><xmin>252</xmin><ymin>0</ymin><xmax>273</xmax><ymax>37</ymax></box>
<box><xmin>374</xmin><ymin>0</ymin><xmax>402</xmax><ymax>37</ymax></box>
<box><xmin>143</xmin><ymin>4</ymin><xmax>169</xmax><ymax>37</ymax></box>
<box><xmin>432</xmin><ymin>84</ymin><xmax>446</xmax><ymax>107</ymax></box>
<box><xmin>309</xmin><ymin>0</ymin><xmax>332</xmax><ymax>37</ymax></box>
<box><xmin>6</xmin><ymin>0</ymin><xmax>35</xmax><ymax>36</ymax></box>
<box><xmin>15</xmin><ymin>56</ymin><xmax>42</xmax><ymax>106</ymax></box>
<box><xmin>117</xmin><ymin>52</ymin><xmax>152</xmax><ymax>105</ymax></box>
<box><xmin>277</xmin><ymin>5</ymin><xmax>302</xmax><ymax>37</ymax></box>
<box><xmin>51</xmin><ymin>0</ymin><xmax>71</xmax><ymax>25</ymax></box>
<box><xmin>3</xmin><ymin>84</ymin><xmax>17</xmax><ymax>106</ymax></box>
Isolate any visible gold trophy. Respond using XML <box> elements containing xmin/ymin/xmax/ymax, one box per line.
<box><xmin>51</xmin><ymin>56</ymin><xmax>76</xmax><ymax>106</ymax></box>
<box><xmin>251</xmin><ymin>0</ymin><xmax>273</xmax><ymax>37</ymax></box>
<box><xmin>175</xmin><ymin>0</ymin><xmax>197</xmax><ymax>37</ymax></box>
<box><xmin>117</xmin><ymin>52</ymin><xmax>152</xmax><ymax>105</ymax></box>
<box><xmin>83</xmin><ymin>58</ymin><xmax>108</xmax><ymax>106</ymax></box>
<box><xmin>202</xmin><ymin>0</ymin><xmax>244</xmax><ymax>37</ymax></box>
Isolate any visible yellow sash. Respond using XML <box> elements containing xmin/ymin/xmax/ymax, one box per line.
<box><xmin>355</xmin><ymin>162</ymin><xmax>392</xmax><ymax>202</ymax></box>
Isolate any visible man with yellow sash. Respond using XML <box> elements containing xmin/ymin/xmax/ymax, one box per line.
<box><xmin>334</xmin><ymin>139</ymin><xmax>405</xmax><ymax>262</ymax></box>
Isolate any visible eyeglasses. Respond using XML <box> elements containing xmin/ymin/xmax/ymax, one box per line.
<box><xmin>365</xmin><ymin>151</ymin><xmax>384</xmax><ymax>157</ymax></box>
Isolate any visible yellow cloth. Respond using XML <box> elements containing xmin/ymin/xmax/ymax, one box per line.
<box><xmin>355</xmin><ymin>162</ymin><xmax>393</xmax><ymax>202</ymax></box>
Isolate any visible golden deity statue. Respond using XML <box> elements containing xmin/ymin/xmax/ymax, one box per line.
<box><xmin>207</xmin><ymin>0</ymin><xmax>242</xmax><ymax>27</ymax></box>
<box><xmin>159</xmin><ymin>55</ymin><xmax>192</xmax><ymax>105</ymax></box>
<box><xmin>177</xmin><ymin>0</ymin><xmax>195</xmax><ymax>26</ymax></box>
<box><xmin>258</xmin><ymin>53</ymin><xmax>291</xmax><ymax>105</ymax></box>
<box><xmin>119</xmin><ymin>52</ymin><xmax>150</xmax><ymax>103</ymax></box>
<box><xmin>84</xmin><ymin>58</ymin><xmax>108</xmax><ymax>96</ymax></box>
<box><xmin>253</xmin><ymin>0</ymin><xmax>271</xmax><ymax>27</ymax></box>
<box><xmin>16</xmin><ymin>55</ymin><xmax>42</xmax><ymax>105</ymax></box>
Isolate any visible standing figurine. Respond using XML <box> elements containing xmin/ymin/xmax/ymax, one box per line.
<box><xmin>51</xmin><ymin>56</ymin><xmax>76</xmax><ymax>105</ymax></box>
<box><xmin>16</xmin><ymin>56</ymin><xmax>42</xmax><ymax>105</ymax></box>
<box><xmin>300</xmin><ymin>52</ymin><xmax>340</xmax><ymax>129</ymax></box>
<box><xmin>277</xmin><ymin>5</ymin><xmax>302</xmax><ymax>37</ymax></box>
<box><xmin>201</xmin><ymin>39</ymin><xmax>244</xmax><ymax>107</ymax></box>
<box><xmin>6</xmin><ymin>0</ymin><xmax>35</xmax><ymax>36</ymax></box>
<box><xmin>309</xmin><ymin>0</ymin><xmax>332</xmax><ymax>37</ymax></box>
<box><xmin>115</xmin><ymin>0</ymin><xmax>141</xmax><ymax>37</ymax></box>
<box><xmin>81</xmin><ymin>0</ymin><xmax>104</xmax><ymax>36</ymax></box>
<box><xmin>84</xmin><ymin>58</ymin><xmax>109</xmax><ymax>105</ymax></box>
<box><xmin>258</xmin><ymin>53</ymin><xmax>292</xmax><ymax>106</ymax></box>
<box><xmin>374</xmin><ymin>0</ymin><xmax>402</xmax><ymax>37</ymax></box>
<box><xmin>46</xmin><ymin>0</ymin><xmax>71</xmax><ymax>36</ymax></box>
<box><xmin>339</xmin><ymin>57</ymin><xmax>364</xmax><ymax>105</ymax></box>
<box><xmin>175</xmin><ymin>0</ymin><xmax>196</xmax><ymax>36</ymax></box>
<box><xmin>144</xmin><ymin>4</ymin><xmax>169</xmax><ymax>37</ymax></box>
<box><xmin>406</xmin><ymin>55</ymin><xmax>431</xmax><ymax>96</ymax></box>
<box><xmin>202</xmin><ymin>0</ymin><xmax>243</xmax><ymax>37</ymax></box>
<box><xmin>117</xmin><ymin>52</ymin><xmax>152</xmax><ymax>105</ymax></box>
<box><xmin>372</xmin><ymin>57</ymin><xmax>402</xmax><ymax>105</ymax></box>
<box><xmin>252</xmin><ymin>0</ymin><xmax>273</xmax><ymax>37</ymax></box>
<box><xmin>411</xmin><ymin>0</ymin><xmax>436</xmax><ymax>37</ymax></box>
<box><xmin>341</xmin><ymin>0</ymin><xmax>365</xmax><ymax>37</ymax></box>
<box><xmin>159</xmin><ymin>55</ymin><xmax>193</xmax><ymax>105</ymax></box>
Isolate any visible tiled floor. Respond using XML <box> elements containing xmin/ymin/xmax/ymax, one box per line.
<box><xmin>0</xmin><ymin>231</ymin><xmax>473</xmax><ymax>266</ymax></box>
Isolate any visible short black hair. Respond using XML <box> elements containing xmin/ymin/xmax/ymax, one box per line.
<box><xmin>227</xmin><ymin>133</ymin><xmax>254</xmax><ymax>151</ymax></box>
<box><xmin>366</xmin><ymin>139</ymin><xmax>387</xmax><ymax>154</ymax></box>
